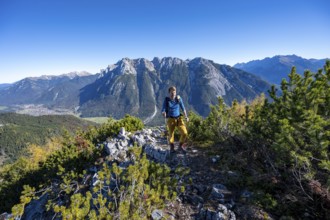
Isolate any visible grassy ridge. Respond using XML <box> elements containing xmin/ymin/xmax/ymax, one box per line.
<box><xmin>81</xmin><ymin>117</ymin><xmax>109</xmax><ymax>124</ymax></box>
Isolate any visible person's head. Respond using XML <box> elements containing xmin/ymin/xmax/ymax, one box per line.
<box><xmin>168</xmin><ymin>86</ymin><xmax>176</xmax><ymax>97</ymax></box>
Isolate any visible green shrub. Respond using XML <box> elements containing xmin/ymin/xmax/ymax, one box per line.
<box><xmin>84</xmin><ymin>114</ymin><xmax>144</xmax><ymax>143</ymax></box>
<box><xmin>49</xmin><ymin>147</ymin><xmax>186</xmax><ymax>219</ymax></box>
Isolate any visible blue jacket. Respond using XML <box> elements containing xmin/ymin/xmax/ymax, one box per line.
<box><xmin>162</xmin><ymin>96</ymin><xmax>186</xmax><ymax>118</ymax></box>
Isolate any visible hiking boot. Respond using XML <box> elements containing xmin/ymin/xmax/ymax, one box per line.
<box><xmin>178</xmin><ymin>143</ymin><xmax>187</xmax><ymax>154</ymax></box>
<box><xmin>170</xmin><ymin>143</ymin><xmax>175</xmax><ymax>153</ymax></box>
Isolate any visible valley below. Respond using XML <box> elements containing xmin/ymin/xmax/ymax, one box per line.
<box><xmin>1</xmin><ymin>104</ymin><xmax>78</xmax><ymax>117</ymax></box>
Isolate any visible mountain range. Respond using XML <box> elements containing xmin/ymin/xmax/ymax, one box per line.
<box><xmin>0</xmin><ymin>55</ymin><xmax>327</xmax><ymax>124</ymax></box>
<box><xmin>234</xmin><ymin>54</ymin><xmax>328</xmax><ymax>85</ymax></box>
<box><xmin>0</xmin><ymin>72</ymin><xmax>98</xmax><ymax>108</ymax></box>
<box><xmin>0</xmin><ymin>57</ymin><xmax>270</xmax><ymax>124</ymax></box>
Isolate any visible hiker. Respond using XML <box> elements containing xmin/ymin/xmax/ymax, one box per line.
<box><xmin>162</xmin><ymin>86</ymin><xmax>189</xmax><ymax>153</ymax></box>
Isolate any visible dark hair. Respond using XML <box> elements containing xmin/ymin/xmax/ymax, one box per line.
<box><xmin>168</xmin><ymin>86</ymin><xmax>176</xmax><ymax>93</ymax></box>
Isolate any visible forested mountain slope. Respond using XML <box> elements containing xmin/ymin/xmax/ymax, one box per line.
<box><xmin>0</xmin><ymin>113</ymin><xmax>96</xmax><ymax>164</ymax></box>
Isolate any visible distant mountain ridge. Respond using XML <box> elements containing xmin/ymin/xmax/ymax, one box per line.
<box><xmin>25</xmin><ymin>71</ymin><xmax>93</xmax><ymax>81</ymax></box>
<box><xmin>0</xmin><ymin>57</ymin><xmax>271</xmax><ymax>124</ymax></box>
<box><xmin>0</xmin><ymin>72</ymin><xmax>99</xmax><ymax>108</ymax></box>
<box><xmin>234</xmin><ymin>54</ymin><xmax>328</xmax><ymax>85</ymax></box>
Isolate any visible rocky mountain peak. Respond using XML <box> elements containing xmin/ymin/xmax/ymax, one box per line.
<box><xmin>151</xmin><ymin>57</ymin><xmax>161</xmax><ymax>70</ymax></box>
<box><xmin>158</xmin><ymin>57</ymin><xmax>186</xmax><ymax>70</ymax></box>
<box><xmin>152</xmin><ymin>57</ymin><xmax>161</xmax><ymax>63</ymax></box>
<box><xmin>135</xmin><ymin>58</ymin><xmax>156</xmax><ymax>72</ymax></box>
<box><xmin>189</xmin><ymin>57</ymin><xmax>209</xmax><ymax>66</ymax></box>
<box><xmin>118</xmin><ymin>58</ymin><xmax>138</xmax><ymax>75</ymax></box>
<box><xmin>102</xmin><ymin>58</ymin><xmax>156</xmax><ymax>77</ymax></box>
<box><xmin>188</xmin><ymin>58</ymin><xmax>231</xmax><ymax>97</ymax></box>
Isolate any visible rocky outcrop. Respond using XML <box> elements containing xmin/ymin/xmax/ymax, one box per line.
<box><xmin>5</xmin><ymin>127</ymin><xmax>273</xmax><ymax>220</ymax></box>
<box><xmin>99</xmin><ymin>127</ymin><xmax>273</xmax><ymax>219</ymax></box>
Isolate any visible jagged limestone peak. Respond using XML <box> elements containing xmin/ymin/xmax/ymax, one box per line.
<box><xmin>118</xmin><ymin>58</ymin><xmax>138</xmax><ymax>75</ymax></box>
<box><xmin>159</xmin><ymin>57</ymin><xmax>186</xmax><ymax>70</ymax></box>
<box><xmin>188</xmin><ymin>58</ymin><xmax>232</xmax><ymax>96</ymax></box>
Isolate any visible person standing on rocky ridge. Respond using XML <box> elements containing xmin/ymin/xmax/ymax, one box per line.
<box><xmin>161</xmin><ymin>86</ymin><xmax>189</xmax><ymax>153</ymax></box>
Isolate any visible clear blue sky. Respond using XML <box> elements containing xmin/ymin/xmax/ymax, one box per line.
<box><xmin>0</xmin><ymin>0</ymin><xmax>329</xmax><ymax>83</ymax></box>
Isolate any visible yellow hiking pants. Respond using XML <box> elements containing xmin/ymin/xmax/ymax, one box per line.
<box><xmin>167</xmin><ymin>117</ymin><xmax>188</xmax><ymax>145</ymax></box>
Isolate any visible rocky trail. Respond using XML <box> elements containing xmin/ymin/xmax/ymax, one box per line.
<box><xmin>5</xmin><ymin>126</ymin><xmax>273</xmax><ymax>220</ymax></box>
<box><xmin>115</xmin><ymin>126</ymin><xmax>272</xmax><ymax>220</ymax></box>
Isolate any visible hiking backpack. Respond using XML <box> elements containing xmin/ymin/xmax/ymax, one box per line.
<box><xmin>165</xmin><ymin>95</ymin><xmax>182</xmax><ymax>117</ymax></box>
